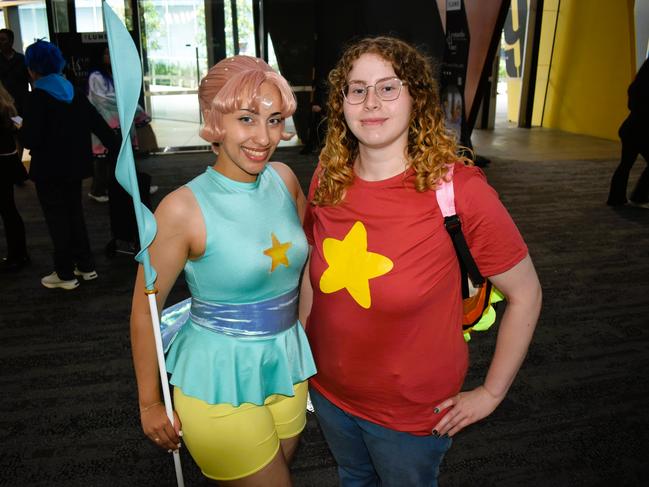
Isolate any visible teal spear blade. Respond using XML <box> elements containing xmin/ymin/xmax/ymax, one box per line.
<box><xmin>103</xmin><ymin>3</ymin><xmax>157</xmax><ymax>290</ymax></box>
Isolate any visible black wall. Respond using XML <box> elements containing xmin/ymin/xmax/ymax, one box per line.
<box><xmin>265</xmin><ymin>0</ymin><xmax>446</xmax><ymax>144</ymax></box>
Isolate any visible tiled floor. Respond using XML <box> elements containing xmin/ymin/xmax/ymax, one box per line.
<box><xmin>473</xmin><ymin>124</ymin><xmax>620</xmax><ymax>162</ymax></box>
<box><xmin>2</xmin><ymin>125</ymin><xmax>647</xmax><ymax>486</ymax></box>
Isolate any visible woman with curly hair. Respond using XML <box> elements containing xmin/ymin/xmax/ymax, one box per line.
<box><xmin>300</xmin><ymin>36</ymin><xmax>542</xmax><ymax>485</ymax></box>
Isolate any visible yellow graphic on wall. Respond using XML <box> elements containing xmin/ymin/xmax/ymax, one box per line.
<box><xmin>264</xmin><ymin>233</ymin><xmax>292</xmax><ymax>272</ymax></box>
<box><xmin>319</xmin><ymin>221</ymin><xmax>393</xmax><ymax>309</ymax></box>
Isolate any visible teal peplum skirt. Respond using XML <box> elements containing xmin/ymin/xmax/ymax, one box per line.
<box><xmin>165</xmin><ymin>319</ymin><xmax>316</xmax><ymax>407</ymax></box>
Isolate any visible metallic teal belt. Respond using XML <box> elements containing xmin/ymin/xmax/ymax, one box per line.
<box><xmin>160</xmin><ymin>287</ymin><xmax>299</xmax><ymax>350</ymax></box>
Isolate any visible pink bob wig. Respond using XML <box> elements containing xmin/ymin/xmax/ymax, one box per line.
<box><xmin>198</xmin><ymin>55</ymin><xmax>296</xmax><ymax>144</ymax></box>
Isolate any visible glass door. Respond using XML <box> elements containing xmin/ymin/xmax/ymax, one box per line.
<box><xmin>140</xmin><ymin>0</ymin><xmax>276</xmax><ymax>150</ymax></box>
<box><xmin>138</xmin><ymin>0</ymin><xmax>208</xmax><ymax>149</ymax></box>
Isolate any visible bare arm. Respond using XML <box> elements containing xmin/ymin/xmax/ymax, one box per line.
<box><xmin>130</xmin><ymin>187</ymin><xmax>204</xmax><ymax>450</ymax></box>
<box><xmin>298</xmin><ymin>249</ymin><xmax>313</xmax><ymax>327</ymax></box>
<box><xmin>434</xmin><ymin>254</ymin><xmax>542</xmax><ymax>436</ymax></box>
<box><xmin>481</xmin><ymin>254</ymin><xmax>542</xmax><ymax>397</ymax></box>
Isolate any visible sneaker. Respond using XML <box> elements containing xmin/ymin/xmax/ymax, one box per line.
<box><xmin>41</xmin><ymin>272</ymin><xmax>79</xmax><ymax>290</ymax></box>
<box><xmin>74</xmin><ymin>267</ymin><xmax>98</xmax><ymax>281</ymax></box>
<box><xmin>629</xmin><ymin>200</ymin><xmax>649</xmax><ymax>209</ymax></box>
<box><xmin>88</xmin><ymin>193</ymin><xmax>109</xmax><ymax>203</ymax></box>
<box><xmin>149</xmin><ymin>185</ymin><xmax>159</xmax><ymax>195</ymax></box>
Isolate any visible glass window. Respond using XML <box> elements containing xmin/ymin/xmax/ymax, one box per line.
<box><xmin>18</xmin><ymin>2</ymin><xmax>49</xmax><ymax>52</ymax></box>
<box><xmin>51</xmin><ymin>0</ymin><xmax>70</xmax><ymax>33</ymax></box>
<box><xmin>75</xmin><ymin>0</ymin><xmax>103</xmax><ymax>32</ymax></box>
<box><xmin>106</xmin><ymin>0</ymin><xmax>129</xmax><ymax>26</ymax></box>
<box><xmin>139</xmin><ymin>0</ymin><xmax>208</xmax><ymax>148</ymax></box>
<box><xmin>223</xmin><ymin>0</ymin><xmax>255</xmax><ymax>57</ymax></box>
<box><xmin>75</xmin><ymin>0</ymin><xmax>128</xmax><ymax>33</ymax></box>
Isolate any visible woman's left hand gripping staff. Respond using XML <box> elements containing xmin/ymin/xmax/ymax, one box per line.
<box><xmin>432</xmin><ymin>254</ymin><xmax>542</xmax><ymax>437</ymax></box>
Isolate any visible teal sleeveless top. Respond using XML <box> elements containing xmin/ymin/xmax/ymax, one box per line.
<box><xmin>164</xmin><ymin>165</ymin><xmax>316</xmax><ymax>406</ymax></box>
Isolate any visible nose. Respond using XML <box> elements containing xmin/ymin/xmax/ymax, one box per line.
<box><xmin>253</xmin><ymin>122</ymin><xmax>270</xmax><ymax>146</ymax></box>
<box><xmin>363</xmin><ymin>86</ymin><xmax>380</xmax><ymax>110</ymax></box>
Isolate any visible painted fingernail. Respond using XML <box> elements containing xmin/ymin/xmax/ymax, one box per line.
<box><xmin>433</xmin><ymin>408</ymin><xmax>440</xmax><ymax>414</ymax></box>
<box><xmin>177</xmin><ymin>443</ymin><xmax>182</xmax><ymax>449</ymax></box>
<box><xmin>179</xmin><ymin>430</ymin><xmax>184</xmax><ymax>437</ymax></box>
<box><xmin>432</xmin><ymin>429</ymin><xmax>439</xmax><ymax>436</ymax></box>
<box><xmin>167</xmin><ymin>449</ymin><xmax>172</xmax><ymax>454</ymax></box>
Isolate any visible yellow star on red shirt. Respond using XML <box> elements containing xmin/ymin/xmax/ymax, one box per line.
<box><xmin>319</xmin><ymin>221</ymin><xmax>393</xmax><ymax>309</ymax></box>
<box><xmin>263</xmin><ymin>233</ymin><xmax>292</xmax><ymax>272</ymax></box>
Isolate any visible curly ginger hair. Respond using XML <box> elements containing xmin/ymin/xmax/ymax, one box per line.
<box><xmin>312</xmin><ymin>36</ymin><xmax>471</xmax><ymax>206</ymax></box>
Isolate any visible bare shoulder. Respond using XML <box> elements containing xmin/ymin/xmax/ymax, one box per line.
<box><xmin>155</xmin><ymin>186</ymin><xmax>198</xmax><ymax>223</ymax></box>
<box><xmin>269</xmin><ymin>161</ymin><xmax>299</xmax><ymax>195</ymax></box>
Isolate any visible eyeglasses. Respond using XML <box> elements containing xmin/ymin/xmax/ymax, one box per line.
<box><xmin>342</xmin><ymin>77</ymin><xmax>407</xmax><ymax>105</ymax></box>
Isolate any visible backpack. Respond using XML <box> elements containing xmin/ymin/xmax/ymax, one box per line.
<box><xmin>435</xmin><ymin>165</ymin><xmax>504</xmax><ymax>342</ymax></box>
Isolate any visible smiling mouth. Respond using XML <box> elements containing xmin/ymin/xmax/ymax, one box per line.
<box><xmin>241</xmin><ymin>146</ymin><xmax>270</xmax><ymax>161</ymax></box>
<box><xmin>360</xmin><ymin>118</ymin><xmax>388</xmax><ymax>126</ymax></box>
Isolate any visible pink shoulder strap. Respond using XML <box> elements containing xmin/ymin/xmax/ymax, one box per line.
<box><xmin>435</xmin><ymin>164</ymin><xmax>456</xmax><ymax>217</ymax></box>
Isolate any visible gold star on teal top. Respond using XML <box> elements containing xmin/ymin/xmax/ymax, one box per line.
<box><xmin>263</xmin><ymin>233</ymin><xmax>292</xmax><ymax>272</ymax></box>
<box><xmin>319</xmin><ymin>221</ymin><xmax>393</xmax><ymax>309</ymax></box>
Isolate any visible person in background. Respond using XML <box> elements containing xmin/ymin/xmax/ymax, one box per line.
<box><xmin>129</xmin><ymin>55</ymin><xmax>315</xmax><ymax>485</ymax></box>
<box><xmin>0</xmin><ymin>29</ymin><xmax>29</xmax><ymax>115</ymax></box>
<box><xmin>0</xmin><ymin>81</ymin><xmax>28</xmax><ymax>272</ymax></box>
<box><xmin>19</xmin><ymin>40</ymin><xmax>118</xmax><ymax>290</ymax></box>
<box><xmin>607</xmin><ymin>57</ymin><xmax>649</xmax><ymax>208</ymax></box>
<box><xmin>87</xmin><ymin>45</ymin><xmax>155</xmax><ymax>203</ymax></box>
<box><xmin>300</xmin><ymin>36</ymin><xmax>542</xmax><ymax>486</ymax></box>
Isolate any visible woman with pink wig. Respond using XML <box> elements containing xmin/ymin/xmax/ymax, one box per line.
<box><xmin>129</xmin><ymin>55</ymin><xmax>316</xmax><ymax>485</ymax></box>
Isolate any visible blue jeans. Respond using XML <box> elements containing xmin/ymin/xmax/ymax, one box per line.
<box><xmin>310</xmin><ymin>388</ymin><xmax>452</xmax><ymax>487</ymax></box>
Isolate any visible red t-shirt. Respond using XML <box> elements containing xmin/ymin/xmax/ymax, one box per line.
<box><xmin>303</xmin><ymin>163</ymin><xmax>528</xmax><ymax>435</ymax></box>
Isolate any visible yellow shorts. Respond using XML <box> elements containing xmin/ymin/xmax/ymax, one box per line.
<box><xmin>173</xmin><ymin>381</ymin><xmax>308</xmax><ymax>481</ymax></box>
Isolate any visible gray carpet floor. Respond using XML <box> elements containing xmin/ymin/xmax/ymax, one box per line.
<box><xmin>1</xmin><ymin>146</ymin><xmax>648</xmax><ymax>486</ymax></box>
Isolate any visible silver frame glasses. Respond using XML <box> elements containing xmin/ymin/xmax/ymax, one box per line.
<box><xmin>342</xmin><ymin>77</ymin><xmax>407</xmax><ymax>105</ymax></box>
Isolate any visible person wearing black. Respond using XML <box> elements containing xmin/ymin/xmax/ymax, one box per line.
<box><xmin>0</xmin><ymin>29</ymin><xmax>29</xmax><ymax>115</ymax></box>
<box><xmin>0</xmin><ymin>81</ymin><xmax>28</xmax><ymax>272</ymax></box>
<box><xmin>20</xmin><ymin>40</ymin><xmax>118</xmax><ymax>289</ymax></box>
<box><xmin>607</xmin><ymin>57</ymin><xmax>649</xmax><ymax>208</ymax></box>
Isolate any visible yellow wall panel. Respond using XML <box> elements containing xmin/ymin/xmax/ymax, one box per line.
<box><xmin>541</xmin><ymin>0</ymin><xmax>635</xmax><ymax>140</ymax></box>
<box><xmin>507</xmin><ymin>78</ymin><xmax>522</xmax><ymax>123</ymax></box>
<box><xmin>532</xmin><ymin>71</ymin><xmax>548</xmax><ymax>126</ymax></box>
<box><xmin>532</xmin><ymin>4</ymin><xmax>559</xmax><ymax>127</ymax></box>
<box><xmin>544</xmin><ymin>0</ymin><xmax>559</xmax><ymax>10</ymax></box>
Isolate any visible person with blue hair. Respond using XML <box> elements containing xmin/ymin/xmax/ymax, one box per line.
<box><xmin>24</xmin><ymin>38</ymin><xmax>66</xmax><ymax>76</ymax></box>
<box><xmin>19</xmin><ymin>40</ymin><xmax>118</xmax><ymax>289</ymax></box>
